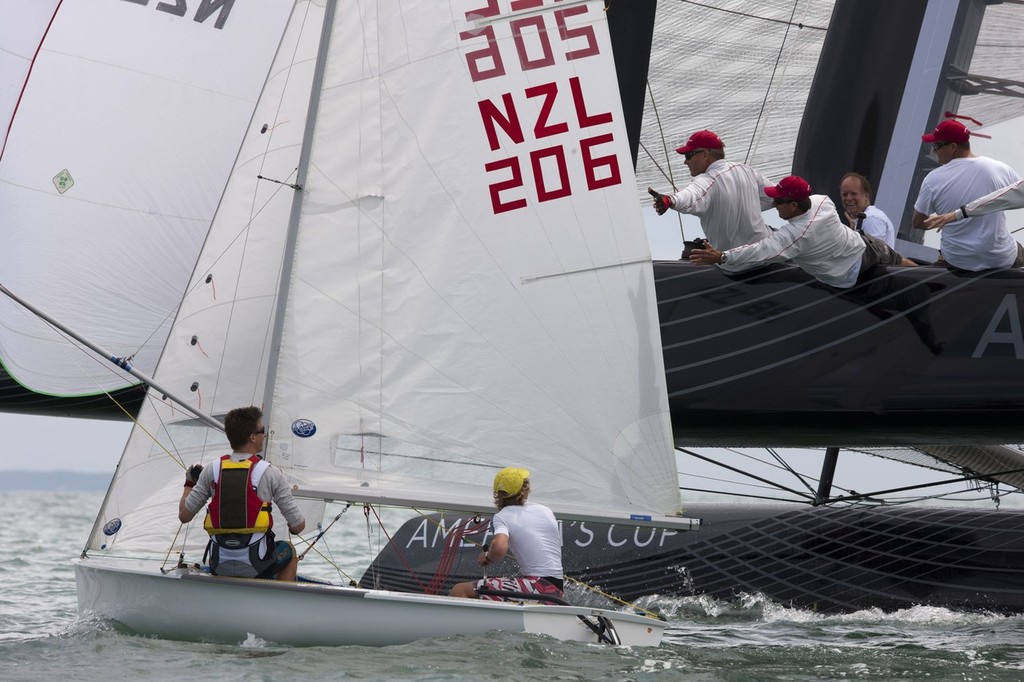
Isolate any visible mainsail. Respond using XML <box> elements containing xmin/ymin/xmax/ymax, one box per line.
<box><xmin>85</xmin><ymin>0</ymin><xmax>685</xmax><ymax>560</ymax></box>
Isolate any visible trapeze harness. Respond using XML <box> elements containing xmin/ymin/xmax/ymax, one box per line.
<box><xmin>203</xmin><ymin>454</ymin><xmax>276</xmax><ymax>578</ymax></box>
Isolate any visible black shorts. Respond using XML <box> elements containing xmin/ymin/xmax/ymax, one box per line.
<box><xmin>859</xmin><ymin>233</ymin><xmax>904</xmax><ymax>271</ymax></box>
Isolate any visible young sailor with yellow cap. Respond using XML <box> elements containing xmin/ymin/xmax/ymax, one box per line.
<box><xmin>450</xmin><ymin>467</ymin><xmax>565</xmax><ymax>602</ymax></box>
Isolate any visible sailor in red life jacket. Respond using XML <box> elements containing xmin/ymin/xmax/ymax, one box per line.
<box><xmin>689</xmin><ymin>175</ymin><xmax>915</xmax><ymax>286</ymax></box>
<box><xmin>178</xmin><ymin>406</ymin><xmax>305</xmax><ymax>580</ymax></box>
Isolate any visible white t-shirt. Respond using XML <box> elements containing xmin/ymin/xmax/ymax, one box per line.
<box><xmin>861</xmin><ymin>205</ymin><xmax>896</xmax><ymax>247</ymax></box>
<box><xmin>914</xmin><ymin>156</ymin><xmax>1021</xmax><ymax>270</ymax></box>
<box><xmin>491</xmin><ymin>502</ymin><xmax>562</xmax><ymax>578</ymax></box>
<box><xmin>722</xmin><ymin>195</ymin><xmax>866</xmax><ymax>288</ymax></box>
<box><xmin>667</xmin><ymin>159</ymin><xmax>775</xmax><ymax>272</ymax></box>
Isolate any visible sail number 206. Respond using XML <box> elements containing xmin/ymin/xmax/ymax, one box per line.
<box><xmin>459</xmin><ymin>0</ymin><xmax>622</xmax><ymax>214</ymax></box>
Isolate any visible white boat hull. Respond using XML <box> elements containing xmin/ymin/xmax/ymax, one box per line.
<box><xmin>73</xmin><ymin>558</ymin><xmax>664</xmax><ymax>647</ymax></box>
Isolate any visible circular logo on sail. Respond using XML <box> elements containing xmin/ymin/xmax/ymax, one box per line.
<box><xmin>291</xmin><ymin>419</ymin><xmax>317</xmax><ymax>438</ymax></box>
<box><xmin>103</xmin><ymin>518</ymin><xmax>122</xmax><ymax>536</ymax></box>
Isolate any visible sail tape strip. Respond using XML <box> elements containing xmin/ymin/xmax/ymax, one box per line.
<box><xmin>521</xmin><ymin>257</ymin><xmax>651</xmax><ymax>284</ymax></box>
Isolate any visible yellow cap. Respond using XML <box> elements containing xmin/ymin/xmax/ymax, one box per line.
<box><xmin>493</xmin><ymin>467</ymin><xmax>530</xmax><ymax>496</ymax></box>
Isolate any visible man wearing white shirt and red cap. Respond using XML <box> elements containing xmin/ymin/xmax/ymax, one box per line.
<box><xmin>689</xmin><ymin>176</ymin><xmax>914</xmax><ymax>287</ymax></box>
<box><xmin>912</xmin><ymin>117</ymin><xmax>1023</xmax><ymax>270</ymax></box>
<box><xmin>648</xmin><ymin>130</ymin><xmax>776</xmax><ymax>272</ymax></box>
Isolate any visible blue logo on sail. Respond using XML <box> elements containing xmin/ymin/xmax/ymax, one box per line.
<box><xmin>291</xmin><ymin>419</ymin><xmax>317</xmax><ymax>438</ymax></box>
<box><xmin>103</xmin><ymin>518</ymin><xmax>122</xmax><ymax>536</ymax></box>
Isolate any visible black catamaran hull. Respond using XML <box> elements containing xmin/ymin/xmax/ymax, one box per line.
<box><xmin>362</xmin><ymin>502</ymin><xmax>1024</xmax><ymax>615</ymax></box>
<box><xmin>8</xmin><ymin>260</ymin><xmax>1024</xmax><ymax>448</ymax></box>
<box><xmin>656</xmin><ymin>260</ymin><xmax>1024</xmax><ymax>447</ymax></box>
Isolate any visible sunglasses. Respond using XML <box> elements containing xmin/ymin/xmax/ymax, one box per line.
<box><xmin>253</xmin><ymin>427</ymin><xmax>265</xmax><ymax>435</ymax></box>
<box><xmin>772</xmin><ymin>197</ymin><xmax>796</xmax><ymax>206</ymax></box>
<box><xmin>931</xmin><ymin>141</ymin><xmax>954</xmax><ymax>151</ymax></box>
<box><xmin>683</xmin><ymin>149</ymin><xmax>706</xmax><ymax>161</ymax></box>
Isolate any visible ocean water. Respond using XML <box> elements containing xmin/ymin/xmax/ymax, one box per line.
<box><xmin>4</xmin><ymin>491</ymin><xmax>1024</xmax><ymax>681</ymax></box>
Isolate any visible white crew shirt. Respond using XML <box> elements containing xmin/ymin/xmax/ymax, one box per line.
<box><xmin>491</xmin><ymin>502</ymin><xmax>563</xmax><ymax>578</ymax></box>
<box><xmin>914</xmin><ymin>156</ymin><xmax>1020</xmax><ymax>270</ymax></box>
<box><xmin>860</xmin><ymin>205</ymin><xmax>896</xmax><ymax>247</ymax></box>
<box><xmin>722</xmin><ymin>195</ymin><xmax>866</xmax><ymax>288</ymax></box>
<box><xmin>667</xmin><ymin>159</ymin><xmax>775</xmax><ymax>272</ymax></box>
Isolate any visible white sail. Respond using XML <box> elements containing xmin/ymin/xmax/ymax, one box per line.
<box><xmin>269</xmin><ymin>0</ymin><xmax>681</xmax><ymax>521</ymax></box>
<box><xmin>86</xmin><ymin>0</ymin><xmax>684</xmax><ymax>561</ymax></box>
<box><xmin>0</xmin><ymin>0</ymin><xmax>292</xmax><ymax>396</ymax></box>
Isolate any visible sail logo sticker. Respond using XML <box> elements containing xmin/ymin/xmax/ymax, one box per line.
<box><xmin>53</xmin><ymin>169</ymin><xmax>74</xmax><ymax>194</ymax></box>
<box><xmin>102</xmin><ymin>518</ymin><xmax>122</xmax><ymax>536</ymax></box>
<box><xmin>291</xmin><ymin>419</ymin><xmax>317</xmax><ymax>438</ymax></box>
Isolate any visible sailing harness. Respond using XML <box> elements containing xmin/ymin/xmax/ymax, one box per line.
<box><xmin>203</xmin><ymin>455</ymin><xmax>277</xmax><ymax>577</ymax></box>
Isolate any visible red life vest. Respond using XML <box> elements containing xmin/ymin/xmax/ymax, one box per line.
<box><xmin>204</xmin><ymin>455</ymin><xmax>273</xmax><ymax>539</ymax></box>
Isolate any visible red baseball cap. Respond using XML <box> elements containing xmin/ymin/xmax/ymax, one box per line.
<box><xmin>764</xmin><ymin>175</ymin><xmax>812</xmax><ymax>202</ymax></box>
<box><xmin>921</xmin><ymin>119</ymin><xmax>970</xmax><ymax>144</ymax></box>
<box><xmin>675</xmin><ymin>130</ymin><xmax>724</xmax><ymax>155</ymax></box>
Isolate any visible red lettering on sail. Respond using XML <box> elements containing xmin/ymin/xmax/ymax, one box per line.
<box><xmin>479</xmin><ymin>94</ymin><xmax>524</xmax><ymax>151</ymax></box>
<box><xmin>511</xmin><ymin>15</ymin><xmax>555</xmax><ymax>70</ymax></box>
<box><xmin>460</xmin><ymin>25</ymin><xmax>506</xmax><ymax>81</ymax></box>
<box><xmin>478</xmin><ymin>77</ymin><xmax>621</xmax><ymax>213</ymax></box>
<box><xmin>570</xmin><ymin>76</ymin><xmax>612</xmax><ymax>127</ymax></box>
<box><xmin>556</xmin><ymin>6</ymin><xmax>598</xmax><ymax>60</ymax></box>
<box><xmin>485</xmin><ymin>157</ymin><xmax>528</xmax><ymax>214</ymax></box>
<box><xmin>525</xmin><ymin>82</ymin><xmax>568</xmax><ymax>139</ymax></box>
<box><xmin>531</xmin><ymin>146</ymin><xmax>571</xmax><ymax>202</ymax></box>
<box><xmin>581</xmin><ymin>133</ymin><xmax>620</xmax><ymax>191</ymax></box>
<box><xmin>459</xmin><ymin>0</ymin><xmax>599</xmax><ymax>82</ymax></box>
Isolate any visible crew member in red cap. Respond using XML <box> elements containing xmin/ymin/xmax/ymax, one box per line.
<box><xmin>450</xmin><ymin>467</ymin><xmax>564</xmax><ymax>603</ymax></box>
<box><xmin>912</xmin><ymin>118</ymin><xmax>1022</xmax><ymax>270</ymax></box>
<box><xmin>689</xmin><ymin>176</ymin><xmax>914</xmax><ymax>287</ymax></box>
<box><xmin>647</xmin><ymin>130</ymin><xmax>777</xmax><ymax>271</ymax></box>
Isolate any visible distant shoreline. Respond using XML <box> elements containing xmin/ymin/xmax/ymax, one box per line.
<box><xmin>1</xmin><ymin>470</ymin><xmax>112</xmax><ymax>491</ymax></box>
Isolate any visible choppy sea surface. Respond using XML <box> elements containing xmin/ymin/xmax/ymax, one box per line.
<box><xmin>5</xmin><ymin>490</ymin><xmax>1024</xmax><ymax>681</ymax></box>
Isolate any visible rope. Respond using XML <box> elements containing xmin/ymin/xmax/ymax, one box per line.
<box><xmin>424</xmin><ymin>516</ymin><xmax>490</xmax><ymax>595</ymax></box>
<box><xmin>744</xmin><ymin>0</ymin><xmax>801</xmax><ymax>164</ymax></box>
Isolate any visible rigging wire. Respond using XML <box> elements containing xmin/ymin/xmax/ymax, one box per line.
<box><xmin>743</xmin><ymin>0</ymin><xmax>801</xmax><ymax>164</ymax></box>
<box><xmin>672</xmin><ymin>0</ymin><xmax>828</xmax><ymax>32</ymax></box>
<box><xmin>642</xmin><ymin>79</ymin><xmax>687</xmax><ymax>241</ymax></box>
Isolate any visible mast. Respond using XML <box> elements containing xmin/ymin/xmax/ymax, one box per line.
<box><xmin>260</xmin><ymin>0</ymin><xmax>338</xmax><ymax>428</ymax></box>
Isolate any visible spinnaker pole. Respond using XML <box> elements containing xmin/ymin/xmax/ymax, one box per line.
<box><xmin>0</xmin><ymin>282</ymin><xmax>224</xmax><ymax>431</ymax></box>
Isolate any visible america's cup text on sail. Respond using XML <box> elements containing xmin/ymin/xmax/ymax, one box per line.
<box><xmin>459</xmin><ymin>0</ymin><xmax>622</xmax><ymax>214</ymax></box>
<box><xmin>404</xmin><ymin>517</ymin><xmax>679</xmax><ymax>551</ymax></box>
<box><xmin>121</xmin><ymin>0</ymin><xmax>234</xmax><ymax>30</ymax></box>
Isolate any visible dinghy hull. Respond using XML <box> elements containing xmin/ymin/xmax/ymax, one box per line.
<box><xmin>73</xmin><ymin>558</ymin><xmax>664</xmax><ymax>647</ymax></box>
